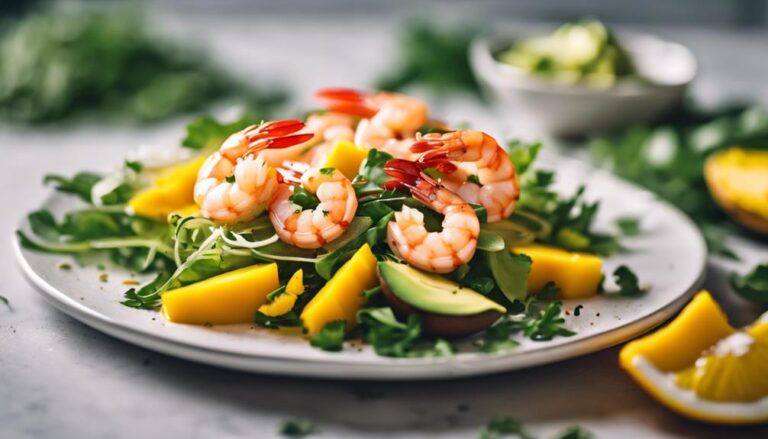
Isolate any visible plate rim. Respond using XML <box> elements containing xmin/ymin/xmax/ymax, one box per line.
<box><xmin>13</xmin><ymin>172</ymin><xmax>708</xmax><ymax>380</ymax></box>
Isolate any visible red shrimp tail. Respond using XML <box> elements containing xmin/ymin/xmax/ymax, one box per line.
<box><xmin>383</xmin><ymin>158</ymin><xmax>440</xmax><ymax>205</ymax></box>
<box><xmin>314</xmin><ymin>87</ymin><xmax>378</xmax><ymax>118</ymax></box>
<box><xmin>244</xmin><ymin>119</ymin><xmax>314</xmax><ymax>153</ymax></box>
<box><xmin>417</xmin><ymin>153</ymin><xmax>458</xmax><ymax>175</ymax></box>
<box><xmin>264</xmin><ymin>133</ymin><xmax>315</xmax><ymax>149</ymax></box>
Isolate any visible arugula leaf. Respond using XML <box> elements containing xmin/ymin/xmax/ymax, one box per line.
<box><xmin>279</xmin><ymin>418</ymin><xmax>317</xmax><ymax>437</ymax></box>
<box><xmin>729</xmin><ymin>264</ymin><xmax>768</xmax><ymax>303</ymax></box>
<box><xmin>613</xmin><ymin>265</ymin><xmax>643</xmax><ymax>296</ymax></box>
<box><xmin>507</xmin><ymin>141</ymin><xmax>542</xmax><ymax>174</ymax></box>
<box><xmin>480</xmin><ymin>416</ymin><xmax>534</xmax><ymax>439</ymax></box>
<box><xmin>122</xmin><ymin>272</ymin><xmax>171</xmax><ymax>309</ymax></box>
<box><xmin>182</xmin><ymin>114</ymin><xmax>261</xmax><ymax>151</ymax></box>
<box><xmin>354</xmin><ymin>149</ymin><xmax>395</xmax><ymax>196</ymax></box>
<box><xmin>481</xmin><ymin>220</ymin><xmax>536</xmax><ymax>248</ymax></box>
<box><xmin>315</xmin><ymin>217</ymin><xmax>374</xmax><ymax>280</ymax></box>
<box><xmin>44</xmin><ymin>172</ymin><xmax>102</xmax><ymax>203</ymax></box>
<box><xmin>309</xmin><ymin>320</ymin><xmax>346</xmax><ymax>352</ymax></box>
<box><xmin>462</xmin><ymin>276</ymin><xmax>495</xmax><ymax>296</ymax></box>
<box><xmin>487</xmin><ymin>251</ymin><xmax>531</xmax><ymax>303</ymax></box>
<box><xmin>477</xmin><ymin>230</ymin><xmax>506</xmax><ymax>252</ymax></box>
<box><xmin>357</xmin><ymin>308</ymin><xmax>454</xmax><ymax>358</ymax></box>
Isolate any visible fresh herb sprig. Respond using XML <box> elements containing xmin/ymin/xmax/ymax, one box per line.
<box><xmin>0</xmin><ymin>5</ymin><xmax>286</xmax><ymax>124</ymax></box>
<box><xmin>590</xmin><ymin>103</ymin><xmax>768</xmax><ymax>257</ymax></box>
<box><xmin>375</xmin><ymin>21</ymin><xmax>481</xmax><ymax>97</ymax></box>
<box><xmin>730</xmin><ymin>264</ymin><xmax>768</xmax><ymax>304</ymax></box>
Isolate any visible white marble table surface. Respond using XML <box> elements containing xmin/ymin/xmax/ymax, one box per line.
<box><xmin>1</xmin><ymin>8</ymin><xmax>768</xmax><ymax>438</ymax></box>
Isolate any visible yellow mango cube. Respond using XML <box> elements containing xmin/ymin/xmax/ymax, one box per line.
<box><xmin>323</xmin><ymin>140</ymin><xmax>369</xmax><ymax>180</ymax></box>
<box><xmin>258</xmin><ymin>269</ymin><xmax>305</xmax><ymax>317</ymax></box>
<box><xmin>513</xmin><ymin>244</ymin><xmax>603</xmax><ymax>299</ymax></box>
<box><xmin>259</xmin><ymin>293</ymin><xmax>298</xmax><ymax>317</ymax></box>
<box><xmin>301</xmin><ymin>244</ymin><xmax>378</xmax><ymax>335</ymax></box>
<box><xmin>129</xmin><ymin>155</ymin><xmax>206</xmax><ymax>221</ymax></box>
<box><xmin>161</xmin><ymin>263</ymin><xmax>279</xmax><ymax>325</ymax></box>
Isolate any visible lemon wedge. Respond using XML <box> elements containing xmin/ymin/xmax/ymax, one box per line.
<box><xmin>620</xmin><ymin>291</ymin><xmax>768</xmax><ymax>424</ymax></box>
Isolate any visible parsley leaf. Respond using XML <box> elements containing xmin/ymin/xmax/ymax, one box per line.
<box><xmin>480</xmin><ymin>416</ymin><xmax>533</xmax><ymax>439</ymax></box>
<box><xmin>289</xmin><ymin>187</ymin><xmax>320</xmax><ymax>210</ymax></box>
<box><xmin>279</xmin><ymin>418</ymin><xmax>317</xmax><ymax>437</ymax></box>
<box><xmin>613</xmin><ymin>265</ymin><xmax>643</xmax><ymax>296</ymax></box>
<box><xmin>318</xmin><ymin>167</ymin><xmax>335</xmax><ymax>175</ymax></box>
<box><xmin>44</xmin><ymin>172</ymin><xmax>102</xmax><ymax>203</ymax></box>
<box><xmin>514</xmin><ymin>301</ymin><xmax>575</xmax><ymax>341</ymax></box>
<box><xmin>729</xmin><ymin>264</ymin><xmax>768</xmax><ymax>303</ymax></box>
<box><xmin>357</xmin><ymin>308</ymin><xmax>454</xmax><ymax>358</ymax></box>
<box><xmin>552</xmin><ymin>426</ymin><xmax>594</xmax><ymax>439</ymax></box>
<box><xmin>480</xmin><ymin>319</ymin><xmax>519</xmax><ymax>353</ymax></box>
<box><xmin>309</xmin><ymin>320</ymin><xmax>346</xmax><ymax>352</ymax></box>
<box><xmin>537</xmin><ymin>282</ymin><xmax>560</xmax><ymax>300</ymax></box>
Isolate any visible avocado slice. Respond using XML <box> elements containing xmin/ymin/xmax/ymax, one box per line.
<box><xmin>377</xmin><ymin>261</ymin><xmax>506</xmax><ymax>338</ymax></box>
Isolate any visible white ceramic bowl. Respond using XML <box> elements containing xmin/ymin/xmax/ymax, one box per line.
<box><xmin>470</xmin><ymin>32</ymin><xmax>697</xmax><ymax>137</ymax></box>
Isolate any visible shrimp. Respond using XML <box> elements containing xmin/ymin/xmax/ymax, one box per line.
<box><xmin>268</xmin><ymin>166</ymin><xmax>358</xmax><ymax>249</ymax></box>
<box><xmin>194</xmin><ymin>120</ymin><xmax>314</xmax><ymax>224</ymax></box>
<box><xmin>382</xmin><ymin>159</ymin><xmax>479</xmax><ymax>273</ymax></box>
<box><xmin>314</xmin><ymin>88</ymin><xmax>428</xmax><ymax>158</ymax></box>
<box><xmin>411</xmin><ymin>130</ymin><xmax>520</xmax><ymax>223</ymax></box>
<box><xmin>259</xmin><ymin>112</ymin><xmax>355</xmax><ymax>167</ymax></box>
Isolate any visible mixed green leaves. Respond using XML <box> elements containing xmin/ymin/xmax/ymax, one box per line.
<box><xmin>309</xmin><ymin>320</ymin><xmax>346</xmax><ymax>352</ymax></box>
<box><xmin>278</xmin><ymin>418</ymin><xmax>317</xmax><ymax>437</ymax></box>
<box><xmin>480</xmin><ymin>416</ymin><xmax>592</xmax><ymax>439</ymax></box>
<box><xmin>375</xmin><ymin>21</ymin><xmax>481</xmax><ymax>97</ymax></box>
<box><xmin>182</xmin><ymin>114</ymin><xmax>263</xmax><ymax>151</ymax></box>
<box><xmin>0</xmin><ymin>5</ymin><xmax>285</xmax><ymax>124</ymax></box>
<box><xmin>357</xmin><ymin>308</ymin><xmax>454</xmax><ymax>358</ymax></box>
<box><xmin>480</xmin><ymin>299</ymin><xmax>575</xmax><ymax>352</ymax></box>
<box><xmin>590</xmin><ymin>103</ymin><xmax>768</xmax><ymax>257</ymax></box>
<box><xmin>730</xmin><ymin>264</ymin><xmax>768</xmax><ymax>304</ymax></box>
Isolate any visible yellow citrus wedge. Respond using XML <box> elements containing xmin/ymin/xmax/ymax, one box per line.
<box><xmin>620</xmin><ymin>291</ymin><xmax>768</xmax><ymax>425</ymax></box>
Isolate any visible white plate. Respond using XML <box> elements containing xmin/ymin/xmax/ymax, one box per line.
<box><xmin>13</xmin><ymin>155</ymin><xmax>706</xmax><ymax>380</ymax></box>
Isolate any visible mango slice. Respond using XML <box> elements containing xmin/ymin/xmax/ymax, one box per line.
<box><xmin>301</xmin><ymin>244</ymin><xmax>378</xmax><ymax>335</ymax></box>
<box><xmin>258</xmin><ymin>269</ymin><xmax>305</xmax><ymax>317</ymax></box>
<box><xmin>259</xmin><ymin>293</ymin><xmax>298</xmax><ymax>317</ymax></box>
<box><xmin>129</xmin><ymin>155</ymin><xmax>206</xmax><ymax>221</ymax></box>
<box><xmin>161</xmin><ymin>263</ymin><xmax>279</xmax><ymax>325</ymax></box>
<box><xmin>513</xmin><ymin>244</ymin><xmax>602</xmax><ymax>299</ymax></box>
<box><xmin>323</xmin><ymin>140</ymin><xmax>369</xmax><ymax>180</ymax></box>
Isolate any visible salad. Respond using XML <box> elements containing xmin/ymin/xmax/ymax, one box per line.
<box><xmin>497</xmin><ymin>19</ymin><xmax>639</xmax><ymax>88</ymax></box>
<box><xmin>19</xmin><ymin>88</ymin><xmax>639</xmax><ymax>357</ymax></box>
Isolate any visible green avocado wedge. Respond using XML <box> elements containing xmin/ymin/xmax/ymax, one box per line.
<box><xmin>377</xmin><ymin>261</ymin><xmax>506</xmax><ymax>338</ymax></box>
